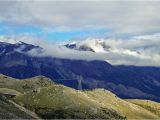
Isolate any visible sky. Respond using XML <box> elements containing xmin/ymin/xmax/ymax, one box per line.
<box><xmin>0</xmin><ymin>0</ymin><xmax>160</xmax><ymax>41</ymax></box>
<box><xmin>0</xmin><ymin>0</ymin><xmax>160</xmax><ymax>66</ymax></box>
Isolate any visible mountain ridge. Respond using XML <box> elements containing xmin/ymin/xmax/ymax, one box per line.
<box><xmin>0</xmin><ymin>41</ymin><xmax>160</xmax><ymax>102</ymax></box>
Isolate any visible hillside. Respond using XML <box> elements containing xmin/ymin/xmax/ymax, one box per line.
<box><xmin>0</xmin><ymin>94</ymin><xmax>38</xmax><ymax>119</ymax></box>
<box><xmin>14</xmin><ymin>85</ymin><xmax>126</xmax><ymax>119</ymax></box>
<box><xmin>84</xmin><ymin>89</ymin><xmax>159</xmax><ymax>119</ymax></box>
<box><xmin>0</xmin><ymin>74</ymin><xmax>160</xmax><ymax>119</ymax></box>
<box><xmin>128</xmin><ymin>99</ymin><xmax>160</xmax><ymax>117</ymax></box>
<box><xmin>1</xmin><ymin>41</ymin><xmax>160</xmax><ymax>102</ymax></box>
<box><xmin>0</xmin><ymin>74</ymin><xmax>53</xmax><ymax>93</ymax></box>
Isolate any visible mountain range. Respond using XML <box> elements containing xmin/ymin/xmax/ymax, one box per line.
<box><xmin>0</xmin><ymin>38</ymin><xmax>160</xmax><ymax>102</ymax></box>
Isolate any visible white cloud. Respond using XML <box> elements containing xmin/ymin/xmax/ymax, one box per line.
<box><xmin>1</xmin><ymin>34</ymin><xmax>160</xmax><ymax>66</ymax></box>
<box><xmin>0</xmin><ymin>1</ymin><xmax>160</xmax><ymax>66</ymax></box>
<box><xmin>0</xmin><ymin>1</ymin><xmax>160</xmax><ymax>35</ymax></box>
<box><xmin>38</xmin><ymin>34</ymin><xmax>160</xmax><ymax>66</ymax></box>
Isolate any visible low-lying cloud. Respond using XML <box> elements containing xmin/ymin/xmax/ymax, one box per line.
<box><xmin>0</xmin><ymin>34</ymin><xmax>159</xmax><ymax>67</ymax></box>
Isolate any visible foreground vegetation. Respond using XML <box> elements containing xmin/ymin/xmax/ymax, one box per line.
<box><xmin>0</xmin><ymin>74</ymin><xmax>160</xmax><ymax>119</ymax></box>
<box><xmin>0</xmin><ymin>95</ymin><xmax>37</xmax><ymax>119</ymax></box>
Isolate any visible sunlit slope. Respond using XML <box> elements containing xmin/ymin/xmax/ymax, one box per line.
<box><xmin>128</xmin><ymin>99</ymin><xmax>160</xmax><ymax>117</ymax></box>
<box><xmin>85</xmin><ymin>89</ymin><xmax>159</xmax><ymax>119</ymax></box>
<box><xmin>0</xmin><ymin>74</ymin><xmax>160</xmax><ymax>119</ymax></box>
<box><xmin>0</xmin><ymin>88</ymin><xmax>21</xmax><ymax>95</ymax></box>
<box><xmin>0</xmin><ymin>74</ymin><xmax>53</xmax><ymax>93</ymax></box>
<box><xmin>14</xmin><ymin>85</ymin><xmax>125</xmax><ymax>119</ymax></box>
<box><xmin>0</xmin><ymin>74</ymin><xmax>124</xmax><ymax>119</ymax></box>
<box><xmin>14</xmin><ymin>85</ymin><xmax>159</xmax><ymax>119</ymax></box>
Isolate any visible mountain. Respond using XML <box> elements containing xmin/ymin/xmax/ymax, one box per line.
<box><xmin>0</xmin><ymin>40</ymin><xmax>160</xmax><ymax>102</ymax></box>
<box><xmin>65</xmin><ymin>38</ymin><xmax>111</xmax><ymax>53</ymax></box>
<box><xmin>1</xmin><ymin>74</ymin><xmax>160</xmax><ymax>119</ymax></box>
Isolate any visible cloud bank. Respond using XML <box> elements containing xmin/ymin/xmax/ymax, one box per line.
<box><xmin>0</xmin><ymin>1</ymin><xmax>160</xmax><ymax>36</ymax></box>
<box><xmin>0</xmin><ymin>1</ymin><xmax>160</xmax><ymax>66</ymax></box>
<box><xmin>0</xmin><ymin>34</ymin><xmax>160</xmax><ymax>66</ymax></box>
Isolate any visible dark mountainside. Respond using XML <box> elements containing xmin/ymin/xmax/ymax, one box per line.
<box><xmin>0</xmin><ymin>42</ymin><xmax>160</xmax><ymax>101</ymax></box>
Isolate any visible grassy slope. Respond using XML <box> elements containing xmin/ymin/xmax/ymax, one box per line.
<box><xmin>85</xmin><ymin>89</ymin><xmax>159</xmax><ymax>119</ymax></box>
<box><xmin>0</xmin><ymin>95</ymin><xmax>37</xmax><ymax>119</ymax></box>
<box><xmin>127</xmin><ymin>99</ymin><xmax>160</xmax><ymax>117</ymax></box>
<box><xmin>14</xmin><ymin>85</ymin><xmax>159</xmax><ymax>119</ymax></box>
<box><xmin>0</xmin><ymin>88</ymin><xmax>21</xmax><ymax>95</ymax></box>
<box><xmin>0</xmin><ymin>74</ymin><xmax>124</xmax><ymax>119</ymax></box>
<box><xmin>14</xmin><ymin>85</ymin><xmax>125</xmax><ymax>119</ymax></box>
<box><xmin>0</xmin><ymin>74</ymin><xmax>53</xmax><ymax>93</ymax></box>
<box><xmin>0</xmin><ymin>74</ymin><xmax>160</xmax><ymax>119</ymax></box>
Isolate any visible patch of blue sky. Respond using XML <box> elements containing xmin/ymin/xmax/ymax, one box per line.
<box><xmin>0</xmin><ymin>22</ymin><xmax>42</xmax><ymax>36</ymax></box>
<box><xmin>0</xmin><ymin>22</ymin><xmax>9</xmax><ymax>35</ymax></box>
<box><xmin>0</xmin><ymin>22</ymin><xmax>111</xmax><ymax>41</ymax></box>
<box><xmin>47</xmin><ymin>28</ymin><xmax>111</xmax><ymax>42</ymax></box>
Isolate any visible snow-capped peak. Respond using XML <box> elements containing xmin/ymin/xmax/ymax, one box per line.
<box><xmin>0</xmin><ymin>36</ymin><xmax>21</xmax><ymax>44</ymax></box>
<box><xmin>65</xmin><ymin>38</ymin><xmax>111</xmax><ymax>53</ymax></box>
<box><xmin>0</xmin><ymin>36</ymin><xmax>46</xmax><ymax>47</ymax></box>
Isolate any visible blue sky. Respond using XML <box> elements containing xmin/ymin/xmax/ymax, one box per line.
<box><xmin>0</xmin><ymin>22</ymin><xmax>110</xmax><ymax>42</ymax></box>
<box><xmin>0</xmin><ymin>1</ymin><xmax>160</xmax><ymax>42</ymax></box>
<box><xmin>0</xmin><ymin>1</ymin><xmax>160</xmax><ymax>66</ymax></box>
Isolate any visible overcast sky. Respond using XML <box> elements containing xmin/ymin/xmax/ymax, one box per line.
<box><xmin>0</xmin><ymin>0</ymin><xmax>160</xmax><ymax>41</ymax></box>
<box><xmin>0</xmin><ymin>0</ymin><xmax>160</xmax><ymax>66</ymax></box>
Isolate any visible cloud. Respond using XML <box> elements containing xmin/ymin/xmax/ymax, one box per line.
<box><xmin>26</xmin><ymin>43</ymin><xmax>159</xmax><ymax>66</ymax></box>
<box><xmin>34</xmin><ymin>33</ymin><xmax>160</xmax><ymax>66</ymax></box>
<box><xmin>1</xmin><ymin>34</ymin><xmax>159</xmax><ymax>66</ymax></box>
<box><xmin>0</xmin><ymin>1</ymin><xmax>160</xmax><ymax>66</ymax></box>
<box><xmin>0</xmin><ymin>1</ymin><xmax>160</xmax><ymax>36</ymax></box>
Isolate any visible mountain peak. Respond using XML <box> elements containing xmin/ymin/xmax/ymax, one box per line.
<box><xmin>65</xmin><ymin>38</ymin><xmax>111</xmax><ymax>53</ymax></box>
<box><xmin>0</xmin><ymin>36</ymin><xmax>21</xmax><ymax>44</ymax></box>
